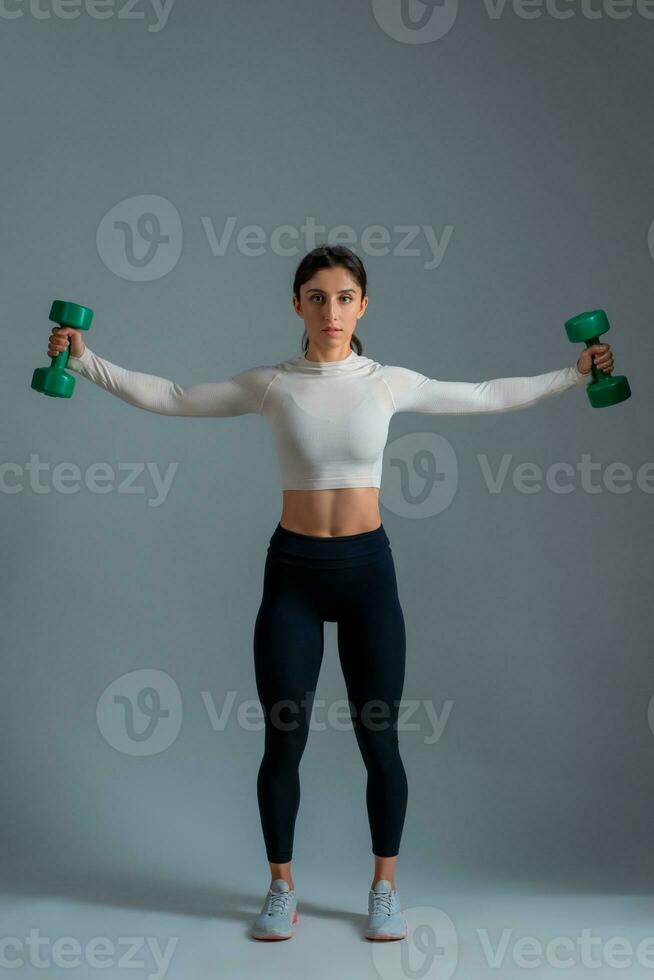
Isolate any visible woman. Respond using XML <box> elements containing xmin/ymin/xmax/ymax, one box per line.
<box><xmin>49</xmin><ymin>245</ymin><xmax>613</xmax><ymax>943</ymax></box>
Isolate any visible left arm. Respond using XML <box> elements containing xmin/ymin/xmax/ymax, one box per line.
<box><xmin>381</xmin><ymin>362</ymin><xmax>590</xmax><ymax>415</ymax></box>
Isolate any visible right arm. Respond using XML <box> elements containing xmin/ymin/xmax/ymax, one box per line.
<box><xmin>65</xmin><ymin>345</ymin><xmax>276</xmax><ymax>417</ymax></box>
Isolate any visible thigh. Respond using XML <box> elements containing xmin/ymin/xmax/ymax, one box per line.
<box><xmin>336</xmin><ymin>553</ymin><xmax>406</xmax><ymax>720</ymax></box>
<box><xmin>253</xmin><ymin>554</ymin><xmax>325</xmax><ymax>723</ymax></box>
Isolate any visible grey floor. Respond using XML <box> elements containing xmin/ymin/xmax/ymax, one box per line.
<box><xmin>3</xmin><ymin>868</ymin><xmax>653</xmax><ymax>980</ymax></box>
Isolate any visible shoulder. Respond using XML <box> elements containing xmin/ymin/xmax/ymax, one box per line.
<box><xmin>376</xmin><ymin>363</ymin><xmax>430</xmax><ymax>406</ymax></box>
<box><xmin>229</xmin><ymin>364</ymin><xmax>282</xmax><ymax>413</ymax></box>
<box><xmin>231</xmin><ymin>364</ymin><xmax>280</xmax><ymax>385</ymax></box>
<box><xmin>377</xmin><ymin>363</ymin><xmax>429</xmax><ymax>384</ymax></box>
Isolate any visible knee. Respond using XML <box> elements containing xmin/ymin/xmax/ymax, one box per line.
<box><xmin>262</xmin><ymin>719</ymin><xmax>310</xmax><ymax>768</ymax></box>
<box><xmin>354</xmin><ymin>724</ymin><xmax>402</xmax><ymax>772</ymax></box>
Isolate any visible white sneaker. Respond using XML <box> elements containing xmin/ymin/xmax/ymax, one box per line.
<box><xmin>365</xmin><ymin>879</ymin><xmax>407</xmax><ymax>941</ymax></box>
<box><xmin>251</xmin><ymin>879</ymin><xmax>299</xmax><ymax>940</ymax></box>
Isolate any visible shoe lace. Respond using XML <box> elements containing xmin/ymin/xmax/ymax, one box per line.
<box><xmin>371</xmin><ymin>890</ymin><xmax>394</xmax><ymax>916</ymax></box>
<box><xmin>264</xmin><ymin>889</ymin><xmax>292</xmax><ymax>916</ymax></box>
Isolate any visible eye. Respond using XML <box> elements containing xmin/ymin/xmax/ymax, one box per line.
<box><xmin>309</xmin><ymin>294</ymin><xmax>354</xmax><ymax>303</ymax></box>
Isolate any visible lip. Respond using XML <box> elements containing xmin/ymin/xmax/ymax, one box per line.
<box><xmin>323</xmin><ymin>328</ymin><xmax>341</xmax><ymax>333</ymax></box>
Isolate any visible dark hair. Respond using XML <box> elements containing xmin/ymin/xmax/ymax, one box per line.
<box><xmin>292</xmin><ymin>244</ymin><xmax>367</xmax><ymax>355</ymax></box>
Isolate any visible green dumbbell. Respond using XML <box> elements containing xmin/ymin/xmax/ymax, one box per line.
<box><xmin>31</xmin><ymin>300</ymin><xmax>94</xmax><ymax>398</ymax></box>
<box><xmin>565</xmin><ymin>309</ymin><xmax>631</xmax><ymax>408</ymax></box>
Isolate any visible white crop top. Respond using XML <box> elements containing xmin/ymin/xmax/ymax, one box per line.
<box><xmin>67</xmin><ymin>345</ymin><xmax>588</xmax><ymax>491</ymax></box>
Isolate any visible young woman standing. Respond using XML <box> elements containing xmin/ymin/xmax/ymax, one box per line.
<box><xmin>49</xmin><ymin>245</ymin><xmax>612</xmax><ymax>942</ymax></box>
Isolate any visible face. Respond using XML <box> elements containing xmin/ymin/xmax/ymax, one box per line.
<box><xmin>292</xmin><ymin>266</ymin><xmax>368</xmax><ymax>355</ymax></box>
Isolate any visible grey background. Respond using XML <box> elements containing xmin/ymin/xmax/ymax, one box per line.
<box><xmin>3</xmin><ymin>0</ymin><xmax>654</xmax><ymax>972</ymax></box>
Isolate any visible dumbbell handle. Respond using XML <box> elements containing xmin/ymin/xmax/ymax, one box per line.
<box><xmin>46</xmin><ymin>300</ymin><xmax>91</xmax><ymax>371</ymax></box>
<box><xmin>582</xmin><ymin>335</ymin><xmax>613</xmax><ymax>384</ymax></box>
<box><xmin>50</xmin><ymin>329</ymin><xmax>73</xmax><ymax>373</ymax></box>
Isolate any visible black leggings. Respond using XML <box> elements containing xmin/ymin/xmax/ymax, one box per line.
<box><xmin>253</xmin><ymin>521</ymin><xmax>408</xmax><ymax>864</ymax></box>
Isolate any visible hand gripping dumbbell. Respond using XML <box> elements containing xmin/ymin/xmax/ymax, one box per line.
<box><xmin>31</xmin><ymin>300</ymin><xmax>94</xmax><ymax>398</ymax></box>
<box><xmin>565</xmin><ymin>309</ymin><xmax>631</xmax><ymax>408</ymax></box>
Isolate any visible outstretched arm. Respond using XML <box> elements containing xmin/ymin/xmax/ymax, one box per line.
<box><xmin>66</xmin><ymin>346</ymin><xmax>276</xmax><ymax>417</ymax></box>
<box><xmin>381</xmin><ymin>362</ymin><xmax>588</xmax><ymax>415</ymax></box>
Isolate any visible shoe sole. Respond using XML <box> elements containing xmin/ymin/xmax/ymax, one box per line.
<box><xmin>365</xmin><ymin>931</ymin><xmax>407</xmax><ymax>941</ymax></box>
<box><xmin>251</xmin><ymin>909</ymin><xmax>299</xmax><ymax>940</ymax></box>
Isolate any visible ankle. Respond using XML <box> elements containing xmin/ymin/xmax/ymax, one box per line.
<box><xmin>271</xmin><ymin>877</ymin><xmax>295</xmax><ymax>891</ymax></box>
<box><xmin>268</xmin><ymin>859</ymin><xmax>294</xmax><ymax>891</ymax></box>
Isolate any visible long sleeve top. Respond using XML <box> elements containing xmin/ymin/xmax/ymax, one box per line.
<box><xmin>67</xmin><ymin>345</ymin><xmax>588</xmax><ymax>490</ymax></box>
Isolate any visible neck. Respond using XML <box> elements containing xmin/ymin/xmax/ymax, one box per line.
<box><xmin>304</xmin><ymin>346</ymin><xmax>353</xmax><ymax>364</ymax></box>
<box><xmin>289</xmin><ymin>346</ymin><xmax>365</xmax><ymax>376</ymax></box>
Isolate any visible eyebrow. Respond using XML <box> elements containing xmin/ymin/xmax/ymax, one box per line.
<box><xmin>306</xmin><ymin>288</ymin><xmax>356</xmax><ymax>294</ymax></box>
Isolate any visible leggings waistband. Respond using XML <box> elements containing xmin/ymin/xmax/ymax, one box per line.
<box><xmin>267</xmin><ymin>521</ymin><xmax>391</xmax><ymax>567</ymax></box>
